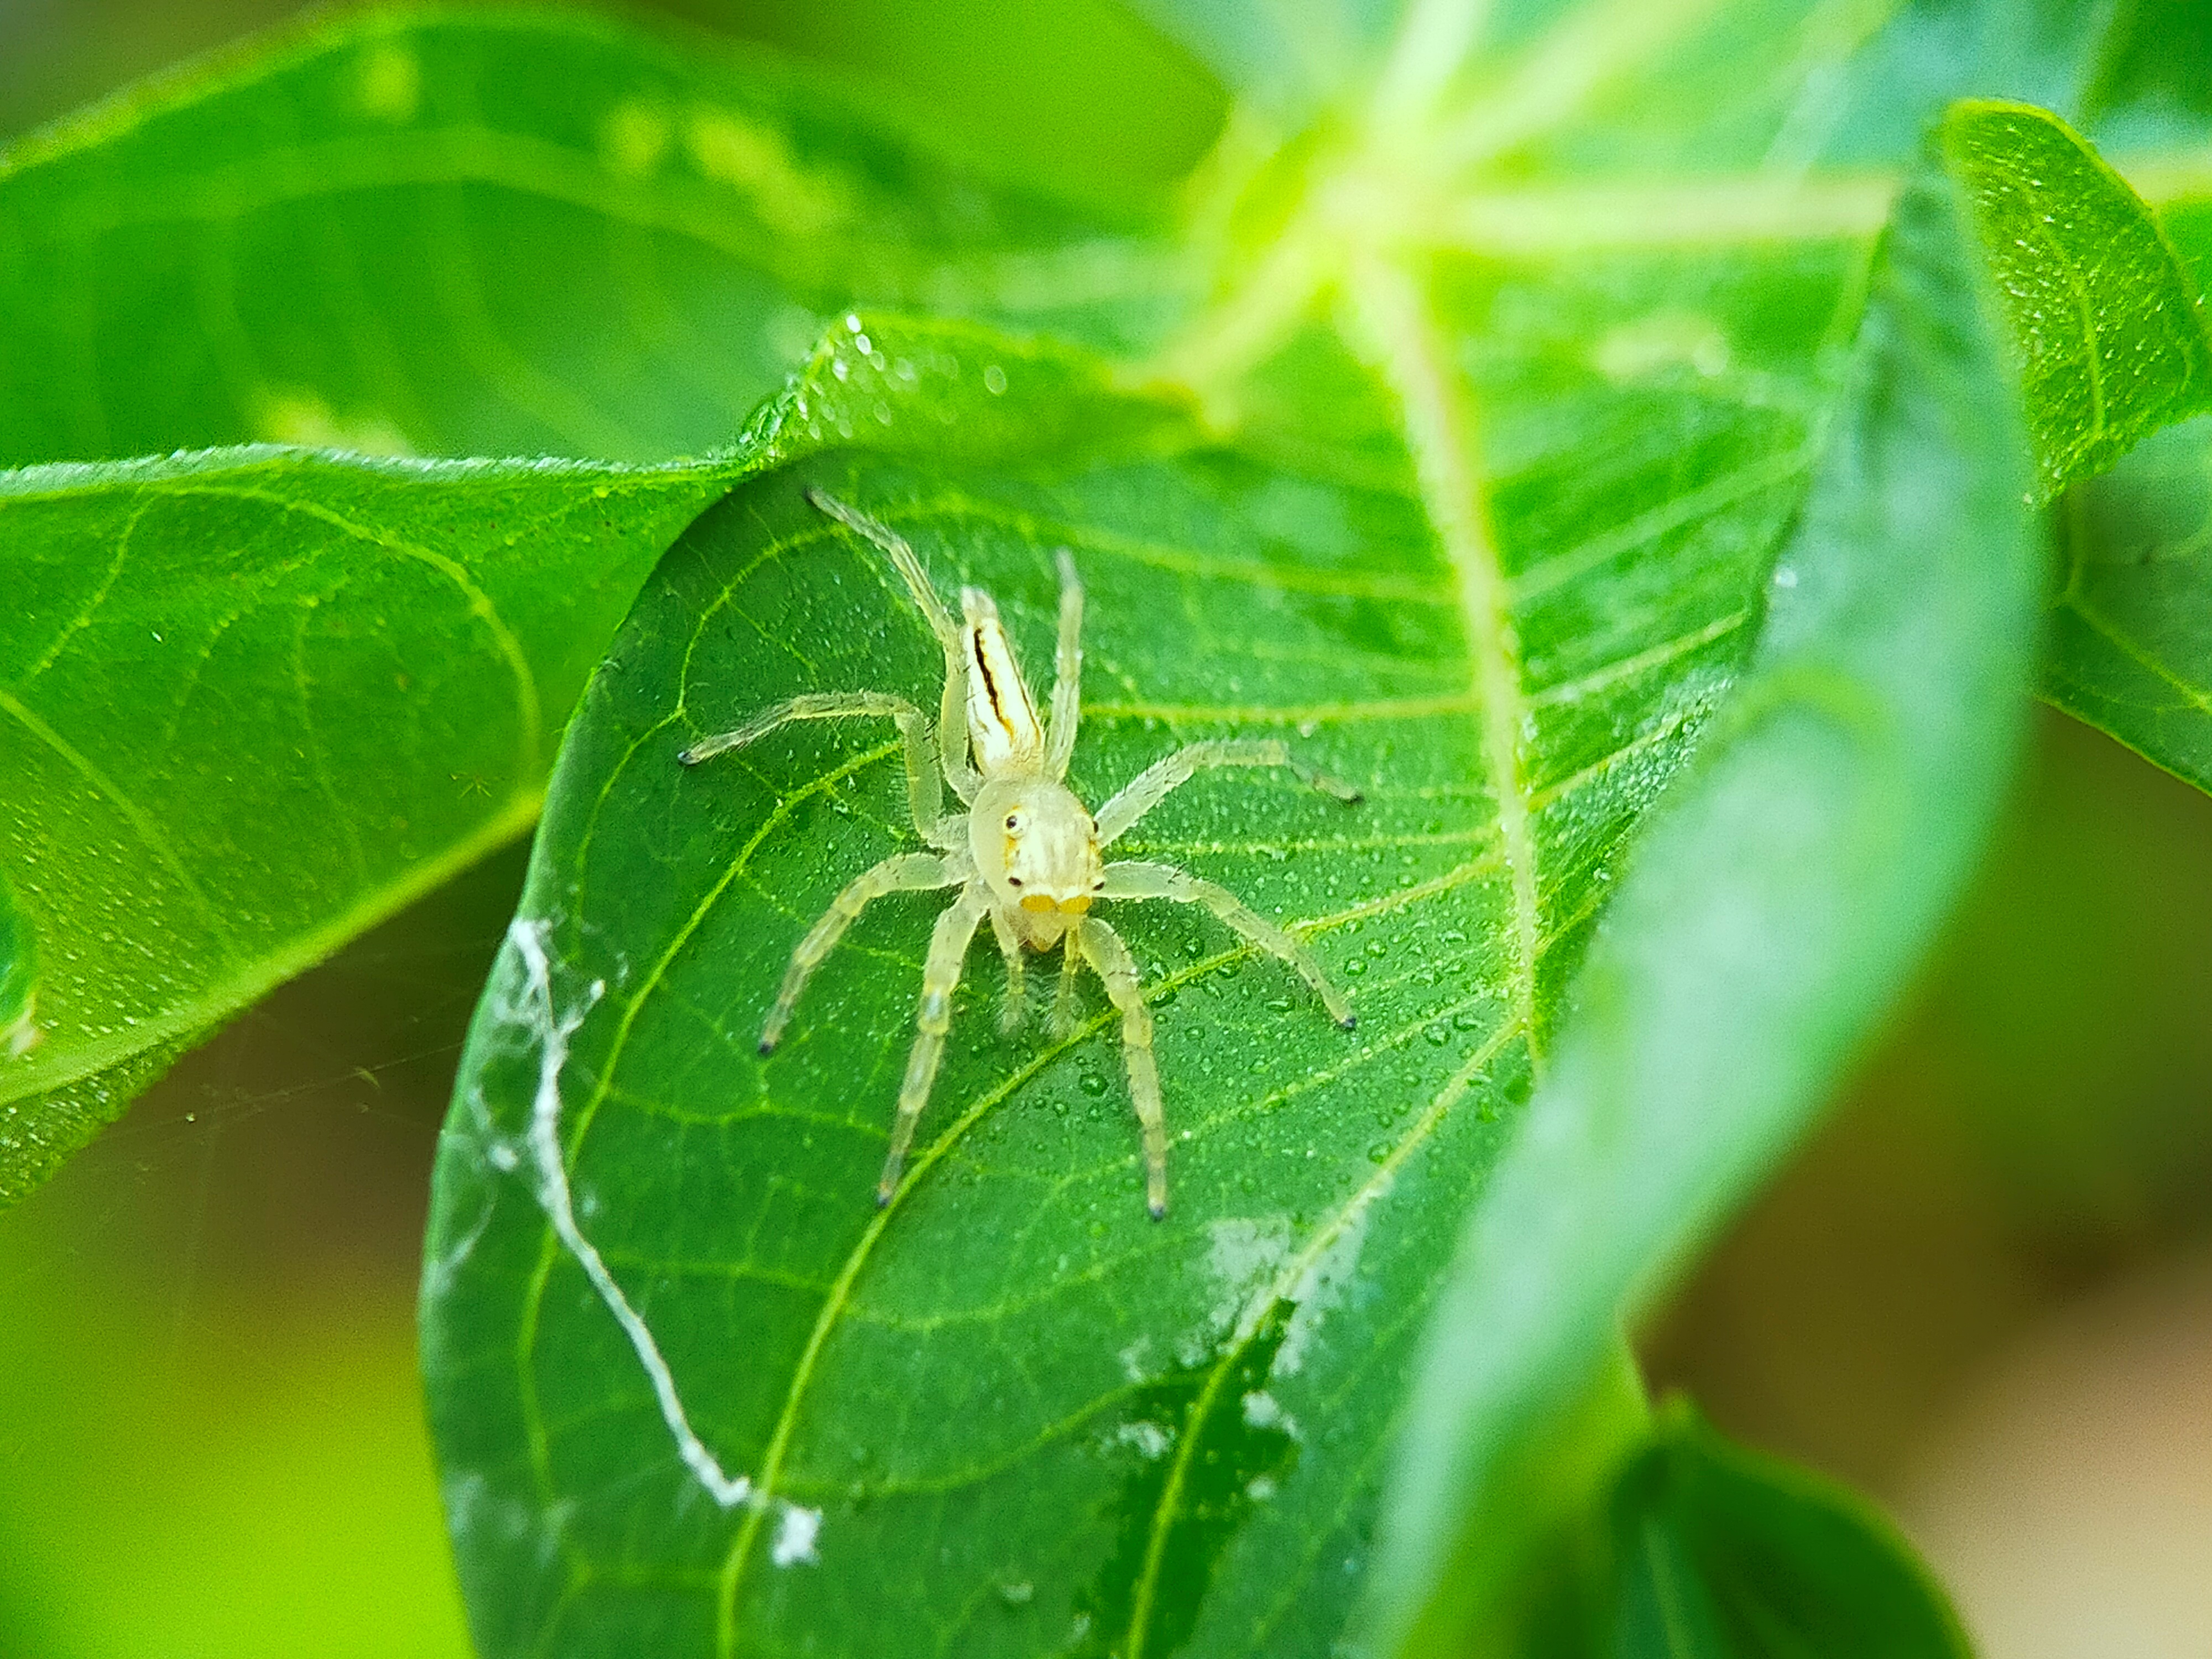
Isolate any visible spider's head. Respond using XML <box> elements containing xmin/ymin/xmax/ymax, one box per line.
<box><xmin>977</xmin><ymin>781</ymin><xmax>1103</xmax><ymax>917</ymax></box>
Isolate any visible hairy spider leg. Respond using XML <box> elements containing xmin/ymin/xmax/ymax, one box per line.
<box><xmin>881</xmin><ymin>885</ymin><xmax>992</xmax><ymax>1204</ymax></box>
<box><xmin>805</xmin><ymin>489</ymin><xmax>978</xmax><ymax>801</ymax></box>
<box><xmin>1051</xmin><ymin>922</ymin><xmax>1086</xmax><ymax>1039</ymax></box>
<box><xmin>1093</xmin><ymin>738</ymin><xmax>1361</xmax><ymax>844</ymax></box>
<box><xmin>677</xmin><ymin>691</ymin><xmax>959</xmax><ymax>849</ymax></box>
<box><xmin>1045</xmin><ymin>548</ymin><xmax>1083</xmax><ymax>780</ymax></box>
<box><xmin>1101</xmin><ymin>859</ymin><xmax>1355</xmax><ymax>1027</ymax></box>
<box><xmin>759</xmin><ymin>851</ymin><xmax>971</xmax><ymax>1054</ymax></box>
<box><xmin>1077</xmin><ymin>916</ymin><xmax>1168</xmax><ymax>1218</ymax></box>
<box><xmin>988</xmin><ymin>906</ymin><xmax>1026</xmax><ymax>1033</ymax></box>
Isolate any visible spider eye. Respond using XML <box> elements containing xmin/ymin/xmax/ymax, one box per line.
<box><xmin>1005</xmin><ymin>814</ymin><xmax>1021</xmax><ymax>831</ymax></box>
<box><xmin>1007</xmin><ymin>876</ymin><xmax>1023</xmax><ymax>886</ymax></box>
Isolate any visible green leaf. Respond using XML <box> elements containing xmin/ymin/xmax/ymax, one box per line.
<box><xmin>1524</xmin><ymin>1404</ymin><xmax>1970</xmax><ymax>1659</ymax></box>
<box><xmin>1358</xmin><ymin>156</ymin><xmax>2041</xmax><ymax>1657</ymax></box>
<box><xmin>1940</xmin><ymin>100</ymin><xmax>2212</xmax><ymax>498</ymax></box>
<box><xmin>0</xmin><ymin>8</ymin><xmax>1169</xmax><ymax>467</ymax></box>
<box><xmin>1850</xmin><ymin>98</ymin><xmax>2212</xmax><ymax>816</ymax></box>
<box><xmin>0</xmin><ymin>445</ymin><xmax>731</xmax><ymax>1203</ymax></box>
<box><xmin>2044</xmin><ymin>414</ymin><xmax>2212</xmax><ymax>794</ymax></box>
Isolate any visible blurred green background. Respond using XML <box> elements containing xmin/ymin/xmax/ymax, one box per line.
<box><xmin>3</xmin><ymin>6</ymin><xmax>2210</xmax><ymax>1657</ymax></box>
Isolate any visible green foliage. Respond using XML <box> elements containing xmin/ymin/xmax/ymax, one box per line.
<box><xmin>0</xmin><ymin>8</ymin><xmax>1160</xmax><ymax>1204</ymax></box>
<box><xmin>9</xmin><ymin>2</ymin><xmax>2212</xmax><ymax>1656</ymax></box>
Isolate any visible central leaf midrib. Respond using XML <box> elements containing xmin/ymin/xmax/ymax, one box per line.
<box><xmin>1347</xmin><ymin>256</ymin><xmax>1545</xmax><ymax>1055</ymax></box>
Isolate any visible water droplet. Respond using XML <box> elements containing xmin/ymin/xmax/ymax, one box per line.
<box><xmin>983</xmin><ymin>364</ymin><xmax>1009</xmax><ymax>395</ymax></box>
<box><xmin>1079</xmin><ymin>1072</ymin><xmax>1108</xmax><ymax>1097</ymax></box>
<box><xmin>1367</xmin><ymin>1141</ymin><xmax>1390</xmax><ymax>1162</ymax></box>
<box><xmin>1425</xmin><ymin>1023</ymin><xmax>1450</xmax><ymax>1045</ymax></box>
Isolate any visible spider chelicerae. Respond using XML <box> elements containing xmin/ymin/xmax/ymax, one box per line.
<box><xmin>679</xmin><ymin>489</ymin><xmax>1358</xmax><ymax>1217</ymax></box>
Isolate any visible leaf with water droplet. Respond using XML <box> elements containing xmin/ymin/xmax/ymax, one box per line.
<box><xmin>1940</xmin><ymin>102</ymin><xmax>2212</xmax><ymax>498</ymax></box>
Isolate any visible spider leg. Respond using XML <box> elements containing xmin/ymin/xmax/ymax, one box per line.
<box><xmin>880</xmin><ymin>884</ymin><xmax>991</xmax><ymax>1206</ymax></box>
<box><xmin>1050</xmin><ymin>921</ymin><xmax>1084</xmax><ymax>1039</ymax></box>
<box><xmin>1100</xmin><ymin>859</ymin><xmax>1355</xmax><ymax>1029</ymax></box>
<box><xmin>679</xmin><ymin>691</ymin><xmax>962</xmax><ymax>848</ymax></box>
<box><xmin>1077</xmin><ymin>916</ymin><xmax>1168</xmax><ymax>1219</ymax></box>
<box><xmin>760</xmin><ymin>851</ymin><xmax>971</xmax><ymax>1054</ymax></box>
<box><xmin>1045</xmin><ymin>548</ymin><xmax>1084</xmax><ymax>780</ymax></box>
<box><xmin>805</xmin><ymin>489</ymin><xmax>980</xmax><ymax>803</ymax></box>
<box><xmin>1093</xmin><ymin>739</ymin><xmax>1360</xmax><ymax>845</ymax></box>
<box><xmin>989</xmin><ymin>906</ymin><xmax>1027</xmax><ymax>1034</ymax></box>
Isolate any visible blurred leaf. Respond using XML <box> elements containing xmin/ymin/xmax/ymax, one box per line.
<box><xmin>1941</xmin><ymin>100</ymin><xmax>2212</xmax><ymax>498</ymax></box>
<box><xmin>1360</xmin><ymin>159</ymin><xmax>2040</xmax><ymax>1657</ymax></box>
<box><xmin>1524</xmin><ymin>1403</ymin><xmax>1970</xmax><ymax>1659</ymax></box>
<box><xmin>2046</xmin><ymin>415</ymin><xmax>2212</xmax><ymax>795</ymax></box>
<box><xmin>0</xmin><ymin>8</ymin><xmax>1172</xmax><ymax>468</ymax></box>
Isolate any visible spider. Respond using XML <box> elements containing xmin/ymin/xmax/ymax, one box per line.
<box><xmin>679</xmin><ymin>489</ymin><xmax>1358</xmax><ymax>1218</ymax></box>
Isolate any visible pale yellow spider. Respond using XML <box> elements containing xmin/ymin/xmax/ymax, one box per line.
<box><xmin>679</xmin><ymin>489</ymin><xmax>1358</xmax><ymax>1217</ymax></box>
